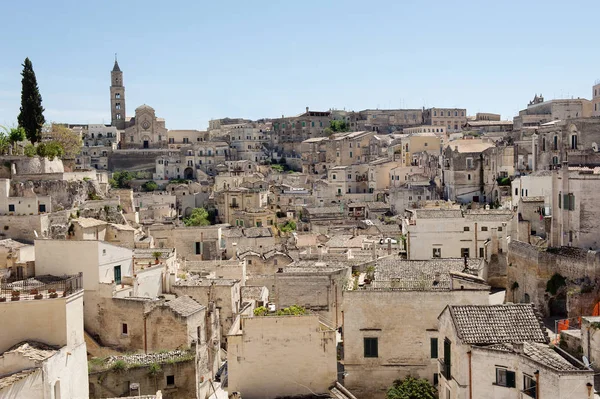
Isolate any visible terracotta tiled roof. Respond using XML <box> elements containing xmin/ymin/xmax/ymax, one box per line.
<box><xmin>449</xmin><ymin>304</ymin><xmax>549</xmax><ymax>345</ymax></box>
<box><xmin>164</xmin><ymin>296</ymin><xmax>204</xmax><ymax>317</ymax></box>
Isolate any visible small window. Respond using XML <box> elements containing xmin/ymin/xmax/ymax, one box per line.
<box><xmin>8</xmin><ymin>204</ymin><xmax>15</xmax><ymax>212</ymax></box>
<box><xmin>430</xmin><ymin>337</ymin><xmax>438</xmax><ymax>358</ymax></box>
<box><xmin>463</xmin><ymin>226</ymin><xmax>470</xmax><ymax>232</ymax></box>
<box><xmin>433</xmin><ymin>248</ymin><xmax>441</xmax><ymax>258</ymax></box>
<box><xmin>481</xmin><ymin>226</ymin><xmax>488</xmax><ymax>231</ymax></box>
<box><xmin>122</xmin><ymin>323</ymin><xmax>128</xmax><ymax>335</ymax></box>
<box><xmin>166</xmin><ymin>375</ymin><xmax>175</xmax><ymax>387</ymax></box>
<box><xmin>523</xmin><ymin>374</ymin><xmax>537</xmax><ymax>397</ymax></box>
<box><xmin>433</xmin><ymin>373</ymin><xmax>439</xmax><ymax>386</ymax></box>
<box><xmin>461</xmin><ymin>248</ymin><xmax>470</xmax><ymax>258</ymax></box>
<box><xmin>195</xmin><ymin>242</ymin><xmax>203</xmax><ymax>255</ymax></box>
<box><xmin>364</xmin><ymin>337</ymin><xmax>378</xmax><ymax>358</ymax></box>
<box><xmin>495</xmin><ymin>368</ymin><xmax>515</xmax><ymax>388</ymax></box>
<box><xmin>247</xmin><ymin>259</ymin><xmax>252</xmax><ymax>265</ymax></box>
<box><xmin>467</xmin><ymin>174</ymin><xmax>471</xmax><ymax>181</ymax></box>
<box><xmin>498</xmin><ymin>226</ymin><xmax>503</xmax><ymax>232</ymax></box>
<box><xmin>479</xmin><ymin>247</ymin><xmax>484</xmax><ymax>258</ymax></box>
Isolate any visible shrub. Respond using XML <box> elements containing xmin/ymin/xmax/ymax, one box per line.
<box><xmin>386</xmin><ymin>376</ymin><xmax>436</xmax><ymax>399</ymax></box>
<box><xmin>142</xmin><ymin>180</ymin><xmax>159</xmax><ymax>192</ymax></box>
<box><xmin>111</xmin><ymin>360</ymin><xmax>127</xmax><ymax>372</ymax></box>
<box><xmin>279</xmin><ymin>220</ymin><xmax>296</xmax><ymax>233</ymax></box>
<box><xmin>147</xmin><ymin>363</ymin><xmax>162</xmax><ymax>377</ymax></box>
<box><xmin>253</xmin><ymin>306</ymin><xmax>269</xmax><ymax>316</ymax></box>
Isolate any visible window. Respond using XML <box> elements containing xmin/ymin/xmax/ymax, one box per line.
<box><xmin>348</xmin><ymin>174</ymin><xmax>352</xmax><ymax>179</ymax></box>
<box><xmin>195</xmin><ymin>242</ymin><xmax>203</xmax><ymax>255</ymax></box>
<box><xmin>430</xmin><ymin>337</ymin><xmax>438</xmax><ymax>358</ymax></box>
<box><xmin>542</xmin><ymin>137</ymin><xmax>546</xmax><ymax>151</ymax></box>
<box><xmin>498</xmin><ymin>226</ymin><xmax>503</xmax><ymax>232</ymax></box>
<box><xmin>481</xmin><ymin>226</ymin><xmax>488</xmax><ymax>231</ymax></box>
<box><xmin>479</xmin><ymin>247</ymin><xmax>484</xmax><ymax>258</ymax></box>
<box><xmin>571</xmin><ymin>135</ymin><xmax>578</xmax><ymax>150</ymax></box>
<box><xmin>122</xmin><ymin>323</ymin><xmax>128</xmax><ymax>335</ymax></box>
<box><xmin>467</xmin><ymin>174</ymin><xmax>471</xmax><ymax>181</ymax></box>
<box><xmin>364</xmin><ymin>337</ymin><xmax>378</xmax><ymax>358</ymax></box>
<box><xmin>466</xmin><ymin>158</ymin><xmax>473</xmax><ymax>169</ymax></box>
<box><xmin>455</xmin><ymin>111</ymin><xmax>458</xmax><ymax>116</ymax></box>
<box><xmin>433</xmin><ymin>373</ymin><xmax>439</xmax><ymax>386</ymax></box>
<box><xmin>441</xmin><ymin>339</ymin><xmax>451</xmax><ymax>379</ymax></box>
<box><xmin>115</xmin><ymin>93</ymin><xmax>121</xmax><ymax>99</ymax></box>
<box><xmin>553</xmin><ymin>136</ymin><xmax>558</xmax><ymax>150</ymax></box>
<box><xmin>350</xmin><ymin>151</ymin><xmax>353</xmax><ymax>158</ymax></box>
<box><xmin>461</xmin><ymin>248</ymin><xmax>470</xmax><ymax>258</ymax></box>
<box><xmin>523</xmin><ymin>374</ymin><xmax>536</xmax><ymax>398</ymax></box>
<box><xmin>464</xmin><ymin>226</ymin><xmax>470</xmax><ymax>231</ymax></box>
<box><xmin>116</xmin><ymin>113</ymin><xmax>121</xmax><ymax>120</ymax></box>
<box><xmin>39</xmin><ymin>204</ymin><xmax>46</xmax><ymax>213</ymax></box>
<box><xmin>332</xmin><ymin>174</ymin><xmax>337</xmax><ymax>180</ymax></box>
<box><xmin>495</xmin><ymin>368</ymin><xmax>515</xmax><ymax>388</ymax></box>
<box><xmin>8</xmin><ymin>204</ymin><xmax>15</xmax><ymax>212</ymax></box>
<box><xmin>166</xmin><ymin>375</ymin><xmax>175</xmax><ymax>387</ymax></box>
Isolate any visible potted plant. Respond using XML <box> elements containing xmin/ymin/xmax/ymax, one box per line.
<box><xmin>11</xmin><ymin>290</ymin><xmax>20</xmax><ymax>298</ymax></box>
<box><xmin>48</xmin><ymin>288</ymin><xmax>56</xmax><ymax>294</ymax></box>
<box><xmin>49</xmin><ymin>292</ymin><xmax>58</xmax><ymax>298</ymax></box>
<box><xmin>34</xmin><ymin>293</ymin><xmax>43</xmax><ymax>300</ymax></box>
<box><xmin>152</xmin><ymin>251</ymin><xmax>162</xmax><ymax>264</ymax></box>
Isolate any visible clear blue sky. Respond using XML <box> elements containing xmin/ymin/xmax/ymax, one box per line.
<box><xmin>0</xmin><ymin>0</ymin><xmax>598</xmax><ymax>130</ymax></box>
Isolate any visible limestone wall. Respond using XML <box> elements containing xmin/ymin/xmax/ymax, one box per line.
<box><xmin>10</xmin><ymin>179</ymin><xmax>104</xmax><ymax>210</ymax></box>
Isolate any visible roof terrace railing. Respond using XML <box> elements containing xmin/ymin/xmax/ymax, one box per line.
<box><xmin>0</xmin><ymin>273</ymin><xmax>83</xmax><ymax>302</ymax></box>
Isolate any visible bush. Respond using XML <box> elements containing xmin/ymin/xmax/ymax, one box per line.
<box><xmin>147</xmin><ymin>363</ymin><xmax>162</xmax><ymax>377</ymax></box>
<box><xmin>254</xmin><ymin>306</ymin><xmax>269</xmax><ymax>316</ymax></box>
<box><xmin>24</xmin><ymin>144</ymin><xmax>36</xmax><ymax>157</ymax></box>
<box><xmin>111</xmin><ymin>360</ymin><xmax>127</xmax><ymax>372</ymax></box>
<box><xmin>142</xmin><ymin>180</ymin><xmax>159</xmax><ymax>192</ymax></box>
<box><xmin>279</xmin><ymin>220</ymin><xmax>296</xmax><ymax>233</ymax></box>
<box><xmin>184</xmin><ymin>208</ymin><xmax>211</xmax><ymax>226</ymax></box>
<box><xmin>276</xmin><ymin>305</ymin><xmax>305</xmax><ymax>316</ymax></box>
<box><xmin>386</xmin><ymin>376</ymin><xmax>436</xmax><ymax>399</ymax></box>
<box><xmin>110</xmin><ymin>171</ymin><xmax>135</xmax><ymax>189</ymax></box>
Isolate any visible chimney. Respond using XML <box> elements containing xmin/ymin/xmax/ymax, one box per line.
<box><xmin>306</xmin><ymin>106</ymin><xmax>309</xmax><ymax>113</ymax></box>
<box><xmin>513</xmin><ymin>342</ymin><xmax>524</xmax><ymax>354</ymax></box>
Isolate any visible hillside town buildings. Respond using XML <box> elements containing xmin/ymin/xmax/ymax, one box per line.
<box><xmin>2</xmin><ymin>58</ymin><xmax>600</xmax><ymax>398</ymax></box>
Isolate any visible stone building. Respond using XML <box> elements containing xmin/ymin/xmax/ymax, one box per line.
<box><xmin>0</xmin><ymin>178</ymin><xmax>52</xmax><ymax>215</ymax></box>
<box><xmin>342</xmin><ymin>257</ymin><xmax>489</xmax><ymax>398</ymax></box>
<box><xmin>0</xmin><ymin>273</ymin><xmax>89</xmax><ymax>398</ymax></box>
<box><xmin>122</xmin><ymin>105</ymin><xmax>168</xmax><ymax>149</ymax></box>
<box><xmin>272</xmin><ymin>107</ymin><xmax>332</xmax><ymax>154</ymax></box>
<box><xmin>423</xmin><ymin>108</ymin><xmax>467</xmax><ymax>132</ymax></box>
<box><xmin>214</xmin><ymin>186</ymin><xmax>272</xmax><ymax>227</ymax></box>
<box><xmin>356</xmin><ymin>109</ymin><xmax>423</xmax><ymax>133</ymax></box>
<box><xmin>402</xmin><ymin>207</ymin><xmax>513</xmax><ymax>261</ymax></box>
<box><xmin>551</xmin><ymin>166</ymin><xmax>600</xmax><ymax>249</ymax></box>
<box><xmin>148</xmin><ymin>224</ymin><xmax>225</xmax><ymax>261</ymax></box>
<box><xmin>441</xmin><ymin>139</ymin><xmax>495</xmax><ymax>203</ymax></box>
<box><xmin>228</xmin><ymin>127</ymin><xmax>270</xmax><ymax>162</ymax></box>
<box><xmin>171</xmin><ymin>278</ymin><xmax>241</xmax><ymax>346</ymax></box>
<box><xmin>438</xmin><ymin>304</ymin><xmax>593</xmax><ymax>399</ymax></box>
<box><xmin>325</xmin><ymin>130</ymin><xmax>376</xmax><ymax>166</ymax></box>
<box><xmin>227</xmin><ymin>314</ymin><xmax>337</xmax><ymax>399</ymax></box>
<box><xmin>0</xmin><ymin>239</ymin><xmax>34</xmax><ymax>279</ymax></box>
<box><xmin>513</xmin><ymin>94</ymin><xmax>593</xmax><ymax>131</ymax></box>
<box><xmin>167</xmin><ymin>129</ymin><xmax>206</xmax><ymax>148</ymax></box>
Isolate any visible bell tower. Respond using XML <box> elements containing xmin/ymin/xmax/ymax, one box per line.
<box><xmin>110</xmin><ymin>55</ymin><xmax>126</xmax><ymax>130</ymax></box>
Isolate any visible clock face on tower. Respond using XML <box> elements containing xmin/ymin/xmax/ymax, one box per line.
<box><xmin>142</xmin><ymin>120</ymin><xmax>151</xmax><ymax>130</ymax></box>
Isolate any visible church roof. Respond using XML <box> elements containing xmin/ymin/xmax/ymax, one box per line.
<box><xmin>112</xmin><ymin>60</ymin><xmax>121</xmax><ymax>72</ymax></box>
<box><xmin>136</xmin><ymin>104</ymin><xmax>155</xmax><ymax>112</ymax></box>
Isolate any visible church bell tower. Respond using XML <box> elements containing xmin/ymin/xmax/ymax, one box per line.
<box><xmin>110</xmin><ymin>56</ymin><xmax>126</xmax><ymax>130</ymax></box>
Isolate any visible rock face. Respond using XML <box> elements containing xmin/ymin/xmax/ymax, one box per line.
<box><xmin>78</xmin><ymin>205</ymin><xmax>126</xmax><ymax>225</ymax></box>
<box><xmin>13</xmin><ymin>157</ymin><xmax>65</xmax><ymax>174</ymax></box>
<box><xmin>10</xmin><ymin>180</ymin><xmax>105</xmax><ymax>210</ymax></box>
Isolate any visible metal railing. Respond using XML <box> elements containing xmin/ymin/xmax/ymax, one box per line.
<box><xmin>0</xmin><ymin>273</ymin><xmax>83</xmax><ymax>302</ymax></box>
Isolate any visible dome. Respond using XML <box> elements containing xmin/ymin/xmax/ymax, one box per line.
<box><xmin>135</xmin><ymin>104</ymin><xmax>155</xmax><ymax>112</ymax></box>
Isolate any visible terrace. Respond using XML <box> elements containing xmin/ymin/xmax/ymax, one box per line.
<box><xmin>0</xmin><ymin>273</ymin><xmax>83</xmax><ymax>302</ymax></box>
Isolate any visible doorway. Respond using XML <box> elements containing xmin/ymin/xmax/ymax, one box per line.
<box><xmin>143</xmin><ymin>140</ymin><xmax>149</xmax><ymax>149</ymax></box>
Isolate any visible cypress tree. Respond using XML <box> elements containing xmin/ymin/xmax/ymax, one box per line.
<box><xmin>17</xmin><ymin>58</ymin><xmax>45</xmax><ymax>144</ymax></box>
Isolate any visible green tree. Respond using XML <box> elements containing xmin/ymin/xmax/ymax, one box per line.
<box><xmin>0</xmin><ymin>133</ymin><xmax>9</xmax><ymax>155</ymax></box>
<box><xmin>386</xmin><ymin>377</ymin><xmax>436</xmax><ymax>399</ymax></box>
<box><xmin>8</xmin><ymin>127</ymin><xmax>26</xmax><ymax>151</ymax></box>
<box><xmin>142</xmin><ymin>180</ymin><xmax>159</xmax><ymax>192</ymax></box>
<box><xmin>44</xmin><ymin>124</ymin><xmax>82</xmax><ymax>159</ymax></box>
<box><xmin>110</xmin><ymin>171</ymin><xmax>135</xmax><ymax>189</ymax></box>
<box><xmin>184</xmin><ymin>208</ymin><xmax>211</xmax><ymax>226</ymax></box>
<box><xmin>279</xmin><ymin>220</ymin><xmax>296</xmax><ymax>233</ymax></box>
<box><xmin>329</xmin><ymin>120</ymin><xmax>349</xmax><ymax>133</ymax></box>
<box><xmin>36</xmin><ymin>141</ymin><xmax>64</xmax><ymax>160</ymax></box>
<box><xmin>17</xmin><ymin>58</ymin><xmax>45</xmax><ymax>144</ymax></box>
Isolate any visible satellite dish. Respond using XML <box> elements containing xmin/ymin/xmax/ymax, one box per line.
<box><xmin>583</xmin><ymin>356</ymin><xmax>591</xmax><ymax>368</ymax></box>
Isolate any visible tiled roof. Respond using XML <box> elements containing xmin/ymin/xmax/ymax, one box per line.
<box><xmin>241</xmin><ymin>286</ymin><xmax>267</xmax><ymax>302</ymax></box>
<box><xmin>73</xmin><ymin>217</ymin><xmax>107</xmax><ymax>228</ymax></box>
<box><xmin>0</xmin><ymin>369</ymin><xmax>39</xmax><ymax>390</ymax></box>
<box><xmin>242</xmin><ymin>227</ymin><xmax>272</xmax><ymax>238</ymax></box>
<box><xmin>306</xmin><ymin>207</ymin><xmax>344</xmax><ymax>215</ymax></box>
<box><xmin>0</xmin><ymin>239</ymin><xmax>29</xmax><ymax>249</ymax></box>
<box><xmin>164</xmin><ymin>296</ymin><xmax>204</xmax><ymax>317</ymax></box>
<box><xmin>481</xmin><ymin>342</ymin><xmax>584</xmax><ymax>371</ymax></box>
<box><xmin>372</xmin><ymin>257</ymin><xmax>484</xmax><ymax>291</ymax></box>
<box><xmin>449</xmin><ymin>304</ymin><xmax>549</xmax><ymax>345</ymax></box>
<box><xmin>326</xmin><ymin>235</ymin><xmax>368</xmax><ymax>248</ymax></box>
<box><xmin>4</xmin><ymin>341</ymin><xmax>59</xmax><ymax>361</ymax></box>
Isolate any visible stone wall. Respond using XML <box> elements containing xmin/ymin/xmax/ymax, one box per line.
<box><xmin>89</xmin><ymin>357</ymin><xmax>196</xmax><ymax>399</ymax></box>
<box><xmin>10</xmin><ymin>179</ymin><xmax>104</xmax><ymax>210</ymax></box>
<box><xmin>508</xmin><ymin>240</ymin><xmax>600</xmax><ymax>317</ymax></box>
<box><xmin>0</xmin><ymin>214</ymin><xmax>49</xmax><ymax>243</ymax></box>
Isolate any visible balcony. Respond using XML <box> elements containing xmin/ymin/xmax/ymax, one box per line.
<box><xmin>438</xmin><ymin>358</ymin><xmax>451</xmax><ymax>380</ymax></box>
<box><xmin>230</xmin><ymin>203</ymin><xmax>240</xmax><ymax>208</ymax></box>
<box><xmin>0</xmin><ymin>273</ymin><xmax>83</xmax><ymax>302</ymax></box>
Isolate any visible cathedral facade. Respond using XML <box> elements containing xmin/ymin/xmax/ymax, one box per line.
<box><xmin>110</xmin><ymin>59</ymin><xmax>168</xmax><ymax>149</ymax></box>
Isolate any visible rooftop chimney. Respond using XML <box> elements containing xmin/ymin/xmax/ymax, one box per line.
<box><xmin>306</xmin><ymin>106</ymin><xmax>309</xmax><ymax>113</ymax></box>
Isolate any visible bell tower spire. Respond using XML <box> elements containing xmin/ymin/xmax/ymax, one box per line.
<box><xmin>110</xmin><ymin>56</ymin><xmax>125</xmax><ymax>129</ymax></box>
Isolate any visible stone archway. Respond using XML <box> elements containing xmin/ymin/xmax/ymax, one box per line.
<box><xmin>184</xmin><ymin>167</ymin><xmax>194</xmax><ymax>180</ymax></box>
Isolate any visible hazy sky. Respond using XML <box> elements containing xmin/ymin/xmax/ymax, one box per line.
<box><xmin>0</xmin><ymin>0</ymin><xmax>598</xmax><ymax>130</ymax></box>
